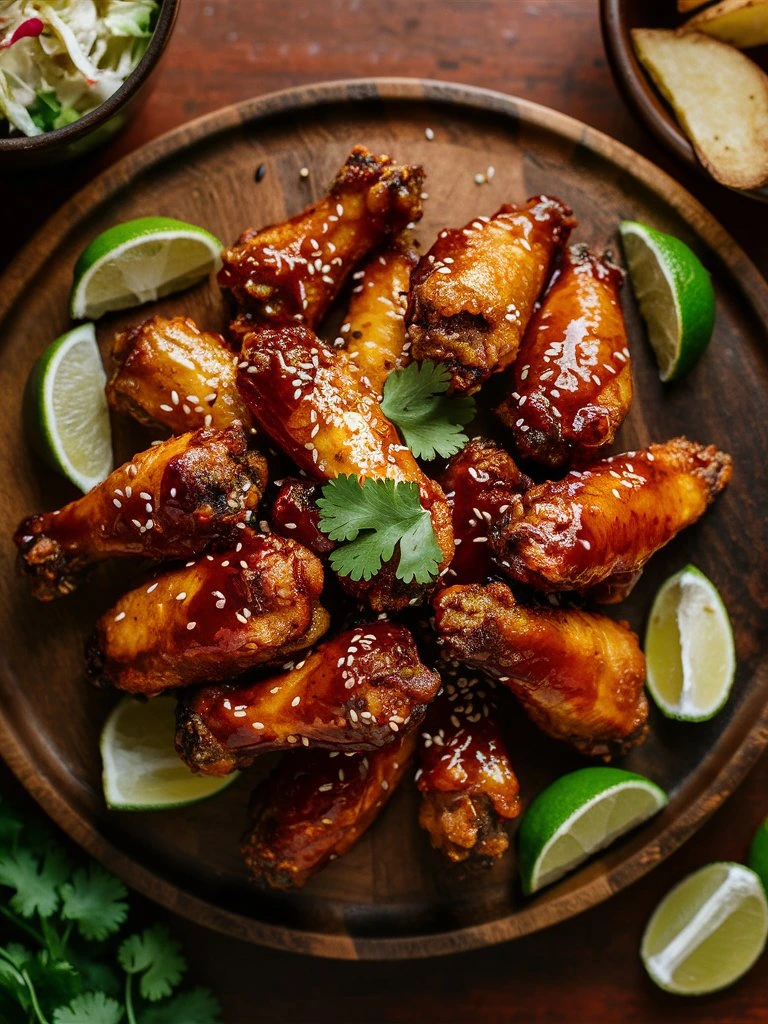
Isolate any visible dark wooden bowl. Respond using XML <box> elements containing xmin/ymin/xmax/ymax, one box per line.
<box><xmin>600</xmin><ymin>0</ymin><xmax>768</xmax><ymax>199</ymax></box>
<box><xmin>0</xmin><ymin>0</ymin><xmax>179</xmax><ymax>170</ymax></box>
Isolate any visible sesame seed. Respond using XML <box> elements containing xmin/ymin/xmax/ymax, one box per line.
<box><xmin>114</xmin><ymin>611</ymin><xmax>126</xmax><ymax>622</ymax></box>
<box><xmin>176</xmin><ymin>591</ymin><xmax>187</xmax><ymax>601</ymax></box>
<box><xmin>474</xmin><ymin>172</ymin><xmax>486</xmax><ymax>185</ymax></box>
<box><xmin>425</xmin><ymin>126</ymin><xmax>434</xmax><ymax>140</ymax></box>
<box><xmin>252</xmin><ymin>721</ymin><xmax>264</xmax><ymax>730</ymax></box>
<box><xmin>186</xmin><ymin>621</ymin><xmax>196</xmax><ymax>631</ymax></box>
<box><xmin>291</xmin><ymin>696</ymin><xmax>301</xmax><ymax>707</ymax></box>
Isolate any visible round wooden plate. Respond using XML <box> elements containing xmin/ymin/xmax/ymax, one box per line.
<box><xmin>1</xmin><ymin>79</ymin><xmax>767</xmax><ymax>961</ymax></box>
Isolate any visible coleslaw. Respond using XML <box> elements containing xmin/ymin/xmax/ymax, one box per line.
<box><xmin>0</xmin><ymin>0</ymin><xmax>159</xmax><ymax>137</ymax></box>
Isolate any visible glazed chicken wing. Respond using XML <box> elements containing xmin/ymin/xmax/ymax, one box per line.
<box><xmin>340</xmin><ymin>237</ymin><xmax>418</xmax><ymax>397</ymax></box>
<box><xmin>86</xmin><ymin>531</ymin><xmax>328</xmax><ymax>697</ymax></box>
<box><xmin>221</xmin><ymin>146</ymin><xmax>424</xmax><ymax>339</ymax></box>
<box><xmin>107</xmin><ymin>315</ymin><xmax>252</xmax><ymax>434</ymax></box>
<box><xmin>417</xmin><ymin>673</ymin><xmax>521</xmax><ymax>864</ymax></box>
<box><xmin>496</xmin><ymin>244</ymin><xmax>633</xmax><ymax>470</ymax></box>
<box><xmin>14</xmin><ymin>425</ymin><xmax>267</xmax><ymax>601</ymax></box>
<box><xmin>439</xmin><ymin>437</ymin><xmax>531</xmax><ymax>586</ymax></box>
<box><xmin>492</xmin><ymin>438</ymin><xmax>732</xmax><ymax>601</ymax></box>
<box><xmin>236</xmin><ymin>323</ymin><xmax>454</xmax><ymax>611</ymax></box>
<box><xmin>269</xmin><ymin>478</ymin><xmax>336</xmax><ymax>557</ymax></box>
<box><xmin>175</xmin><ymin>623</ymin><xmax>440</xmax><ymax>774</ymax></box>
<box><xmin>434</xmin><ymin>582</ymin><xmax>648</xmax><ymax>758</ymax></box>
<box><xmin>242</xmin><ymin>732</ymin><xmax>416</xmax><ymax>889</ymax></box>
<box><xmin>406</xmin><ymin>196</ymin><xmax>575</xmax><ymax>394</ymax></box>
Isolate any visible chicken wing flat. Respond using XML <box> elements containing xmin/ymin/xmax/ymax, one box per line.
<box><xmin>269</xmin><ymin>478</ymin><xmax>336</xmax><ymax>557</ymax></box>
<box><xmin>237</xmin><ymin>323</ymin><xmax>454</xmax><ymax>611</ymax></box>
<box><xmin>340</xmin><ymin>238</ymin><xmax>417</xmax><ymax>397</ymax></box>
<box><xmin>220</xmin><ymin>146</ymin><xmax>424</xmax><ymax>337</ymax></box>
<box><xmin>496</xmin><ymin>245</ymin><xmax>633</xmax><ymax>470</ymax></box>
<box><xmin>14</xmin><ymin>425</ymin><xmax>267</xmax><ymax>601</ymax></box>
<box><xmin>86</xmin><ymin>531</ymin><xmax>328</xmax><ymax>697</ymax></box>
<box><xmin>439</xmin><ymin>437</ymin><xmax>531</xmax><ymax>587</ymax></box>
<box><xmin>406</xmin><ymin>197</ymin><xmax>575</xmax><ymax>394</ymax></box>
<box><xmin>241</xmin><ymin>732</ymin><xmax>416</xmax><ymax>889</ymax></box>
<box><xmin>107</xmin><ymin>315</ymin><xmax>252</xmax><ymax>434</ymax></box>
<box><xmin>434</xmin><ymin>582</ymin><xmax>648</xmax><ymax>758</ymax></box>
<box><xmin>175</xmin><ymin>622</ymin><xmax>440</xmax><ymax>774</ymax></box>
<box><xmin>417</xmin><ymin>674</ymin><xmax>521</xmax><ymax>864</ymax></box>
<box><xmin>492</xmin><ymin>438</ymin><xmax>732</xmax><ymax>600</ymax></box>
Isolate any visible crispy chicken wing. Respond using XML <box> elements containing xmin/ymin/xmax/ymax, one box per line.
<box><xmin>14</xmin><ymin>425</ymin><xmax>267</xmax><ymax>601</ymax></box>
<box><xmin>340</xmin><ymin>238</ymin><xmax>417</xmax><ymax>396</ymax></box>
<box><xmin>417</xmin><ymin>673</ymin><xmax>521</xmax><ymax>864</ymax></box>
<box><xmin>406</xmin><ymin>197</ymin><xmax>575</xmax><ymax>394</ymax></box>
<box><xmin>221</xmin><ymin>146</ymin><xmax>424</xmax><ymax>338</ymax></box>
<box><xmin>86</xmin><ymin>531</ymin><xmax>328</xmax><ymax>697</ymax></box>
<box><xmin>496</xmin><ymin>245</ymin><xmax>633</xmax><ymax>470</ymax></box>
<box><xmin>492</xmin><ymin>438</ymin><xmax>732</xmax><ymax>601</ymax></box>
<box><xmin>439</xmin><ymin>437</ymin><xmax>532</xmax><ymax>587</ymax></box>
<box><xmin>434</xmin><ymin>582</ymin><xmax>648</xmax><ymax>758</ymax></box>
<box><xmin>241</xmin><ymin>732</ymin><xmax>416</xmax><ymax>889</ymax></box>
<box><xmin>236</xmin><ymin>323</ymin><xmax>454</xmax><ymax>611</ymax></box>
<box><xmin>107</xmin><ymin>315</ymin><xmax>252</xmax><ymax>433</ymax></box>
<box><xmin>175</xmin><ymin>622</ymin><xmax>440</xmax><ymax>774</ymax></box>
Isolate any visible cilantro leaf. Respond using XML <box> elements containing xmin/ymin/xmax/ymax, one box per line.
<box><xmin>70</xmin><ymin>957</ymin><xmax>121</xmax><ymax>999</ymax></box>
<box><xmin>317</xmin><ymin>476</ymin><xmax>443</xmax><ymax>584</ymax></box>
<box><xmin>381</xmin><ymin>360</ymin><xmax>475</xmax><ymax>460</ymax></box>
<box><xmin>60</xmin><ymin>866</ymin><xmax>128</xmax><ymax>941</ymax></box>
<box><xmin>0</xmin><ymin>943</ymin><xmax>31</xmax><ymax>1001</ymax></box>
<box><xmin>53</xmin><ymin>992</ymin><xmax>123</xmax><ymax>1024</ymax></box>
<box><xmin>139</xmin><ymin>987</ymin><xmax>222</xmax><ymax>1024</ymax></box>
<box><xmin>0</xmin><ymin>847</ymin><xmax>70</xmax><ymax>918</ymax></box>
<box><xmin>118</xmin><ymin>927</ymin><xmax>186</xmax><ymax>1002</ymax></box>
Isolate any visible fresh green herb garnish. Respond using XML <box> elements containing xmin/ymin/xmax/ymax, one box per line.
<box><xmin>0</xmin><ymin>799</ymin><xmax>222</xmax><ymax>1024</ymax></box>
<box><xmin>380</xmin><ymin>360</ymin><xmax>475</xmax><ymax>460</ymax></box>
<box><xmin>317</xmin><ymin>475</ymin><xmax>443</xmax><ymax>585</ymax></box>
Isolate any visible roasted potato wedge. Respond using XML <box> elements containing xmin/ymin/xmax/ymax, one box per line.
<box><xmin>681</xmin><ymin>0</ymin><xmax>768</xmax><ymax>48</ymax></box>
<box><xmin>632</xmin><ymin>28</ymin><xmax>768</xmax><ymax>189</ymax></box>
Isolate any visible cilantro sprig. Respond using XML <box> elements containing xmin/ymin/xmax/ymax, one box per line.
<box><xmin>0</xmin><ymin>799</ymin><xmax>222</xmax><ymax>1024</ymax></box>
<box><xmin>380</xmin><ymin>360</ymin><xmax>475</xmax><ymax>460</ymax></box>
<box><xmin>317</xmin><ymin>475</ymin><xmax>443</xmax><ymax>585</ymax></box>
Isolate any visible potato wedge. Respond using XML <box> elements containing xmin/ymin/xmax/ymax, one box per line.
<box><xmin>632</xmin><ymin>29</ymin><xmax>768</xmax><ymax>189</ymax></box>
<box><xmin>682</xmin><ymin>0</ymin><xmax>768</xmax><ymax>47</ymax></box>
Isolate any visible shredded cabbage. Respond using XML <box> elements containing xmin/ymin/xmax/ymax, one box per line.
<box><xmin>0</xmin><ymin>0</ymin><xmax>159</xmax><ymax>137</ymax></box>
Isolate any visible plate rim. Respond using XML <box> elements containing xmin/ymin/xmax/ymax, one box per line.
<box><xmin>2</xmin><ymin>76</ymin><xmax>768</xmax><ymax>961</ymax></box>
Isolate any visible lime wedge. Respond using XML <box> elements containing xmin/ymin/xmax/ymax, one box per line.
<box><xmin>101</xmin><ymin>696</ymin><xmax>238</xmax><ymax>811</ymax></box>
<box><xmin>23</xmin><ymin>322</ymin><xmax>113</xmax><ymax>493</ymax></box>
<box><xmin>619</xmin><ymin>220</ymin><xmax>715</xmax><ymax>381</ymax></box>
<box><xmin>69</xmin><ymin>216</ymin><xmax>224</xmax><ymax>320</ymax></box>
<box><xmin>748</xmin><ymin>819</ymin><xmax>768</xmax><ymax>897</ymax></box>
<box><xmin>641</xmin><ymin>862</ymin><xmax>768</xmax><ymax>995</ymax></box>
<box><xmin>645</xmin><ymin>564</ymin><xmax>735</xmax><ymax>721</ymax></box>
<box><xmin>517</xmin><ymin>766</ymin><xmax>667</xmax><ymax>895</ymax></box>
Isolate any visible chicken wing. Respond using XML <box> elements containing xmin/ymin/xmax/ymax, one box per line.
<box><xmin>107</xmin><ymin>315</ymin><xmax>252</xmax><ymax>434</ymax></box>
<box><xmin>406</xmin><ymin>196</ymin><xmax>575</xmax><ymax>394</ymax></box>
<box><xmin>269</xmin><ymin>478</ymin><xmax>336</xmax><ymax>557</ymax></box>
<box><xmin>236</xmin><ymin>323</ymin><xmax>454</xmax><ymax>611</ymax></box>
<box><xmin>492</xmin><ymin>438</ymin><xmax>732</xmax><ymax>600</ymax></box>
<box><xmin>14</xmin><ymin>425</ymin><xmax>267</xmax><ymax>601</ymax></box>
<box><xmin>340</xmin><ymin>237</ymin><xmax>417</xmax><ymax>397</ymax></box>
<box><xmin>220</xmin><ymin>146</ymin><xmax>424</xmax><ymax>338</ymax></box>
<box><xmin>434</xmin><ymin>582</ymin><xmax>648</xmax><ymax>758</ymax></box>
<box><xmin>439</xmin><ymin>437</ymin><xmax>531</xmax><ymax>586</ymax></box>
<box><xmin>496</xmin><ymin>244</ymin><xmax>633</xmax><ymax>470</ymax></box>
<box><xmin>241</xmin><ymin>732</ymin><xmax>416</xmax><ymax>889</ymax></box>
<box><xmin>175</xmin><ymin>622</ymin><xmax>440</xmax><ymax>774</ymax></box>
<box><xmin>86</xmin><ymin>531</ymin><xmax>328</xmax><ymax>697</ymax></box>
<box><xmin>417</xmin><ymin>674</ymin><xmax>521</xmax><ymax>864</ymax></box>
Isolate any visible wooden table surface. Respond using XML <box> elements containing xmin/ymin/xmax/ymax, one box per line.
<box><xmin>2</xmin><ymin>2</ymin><xmax>767</xmax><ymax>1021</ymax></box>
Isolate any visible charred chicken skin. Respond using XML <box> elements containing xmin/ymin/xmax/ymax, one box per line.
<box><xmin>241</xmin><ymin>731</ymin><xmax>416</xmax><ymax>889</ymax></box>
<box><xmin>269</xmin><ymin>478</ymin><xmax>336</xmax><ymax>558</ymax></box>
<box><xmin>417</xmin><ymin>674</ymin><xmax>521</xmax><ymax>864</ymax></box>
<box><xmin>439</xmin><ymin>437</ymin><xmax>532</xmax><ymax>587</ymax></box>
<box><xmin>340</xmin><ymin>237</ymin><xmax>418</xmax><ymax>397</ymax></box>
<box><xmin>107</xmin><ymin>315</ymin><xmax>253</xmax><ymax>434</ymax></box>
<box><xmin>434</xmin><ymin>582</ymin><xmax>648</xmax><ymax>759</ymax></box>
<box><xmin>492</xmin><ymin>438</ymin><xmax>732</xmax><ymax>601</ymax></box>
<box><xmin>236</xmin><ymin>322</ymin><xmax>454</xmax><ymax>611</ymax></box>
<box><xmin>496</xmin><ymin>244</ymin><xmax>633</xmax><ymax>470</ymax></box>
<box><xmin>175</xmin><ymin>622</ymin><xmax>440</xmax><ymax>774</ymax></box>
<box><xmin>14</xmin><ymin>425</ymin><xmax>267</xmax><ymax>601</ymax></box>
<box><xmin>86</xmin><ymin>531</ymin><xmax>328</xmax><ymax>697</ymax></box>
<box><xmin>221</xmin><ymin>146</ymin><xmax>424</xmax><ymax>339</ymax></box>
<box><xmin>406</xmin><ymin>196</ymin><xmax>575</xmax><ymax>394</ymax></box>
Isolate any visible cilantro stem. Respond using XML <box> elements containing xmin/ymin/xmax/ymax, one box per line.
<box><xmin>0</xmin><ymin>903</ymin><xmax>45</xmax><ymax>945</ymax></box>
<box><xmin>20</xmin><ymin>969</ymin><xmax>50</xmax><ymax>1024</ymax></box>
<box><xmin>125</xmin><ymin>972</ymin><xmax>138</xmax><ymax>1024</ymax></box>
<box><xmin>39</xmin><ymin>916</ymin><xmax>61</xmax><ymax>958</ymax></box>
